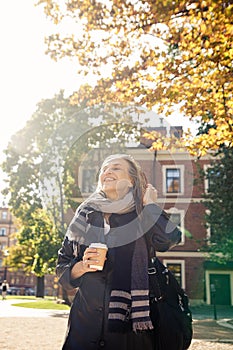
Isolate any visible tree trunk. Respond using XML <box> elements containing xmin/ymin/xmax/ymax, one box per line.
<box><xmin>36</xmin><ymin>276</ymin><xmax>45</xmax><ymax>298</ymax></box>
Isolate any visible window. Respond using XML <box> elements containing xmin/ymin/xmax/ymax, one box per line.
<box><xmin>163</xmin><ymin>260</ymin><xmax>185</xmax><ymax>289</ymax></box>
<box><xmin>166</xmin><ymin>169</ymin><xmax>180</xmax><ymax>193</ymax></box>
<box><xmin>204</xmin><ymin>164</ymin><xmax>218</xmax><ymax>193</ymax></box>
<box><xmin>1</xmin><ymin>211</ymin><xmax>7</xmax><ymax>220</ymax></box>
<box><xmin>82</xmin><ymin>169</ymin><xmax>97</xmax><ymax>193</ymax></box>
<box><xmin>0</xmin><ymin>243</ymin><xmax>7</xmax><ymax>250</ymax></box>
<box><xmin>162</xmin><ymin>165</ymin><xmax>184</xmax><ymax>195</ymax></box>
<box><xmin>205</xmin><ymin>209</ymin><xmax>211</xmax><ymax>241</ymax></box>
<box><xmin>166</xmin><ymin>207</ymin><xmax>185</xmax><ymax>244</ymax></box>
<box><xmin>0</xmin><ymin>228</ymin><xmax>6</xmax><ymax>236</ymax></box>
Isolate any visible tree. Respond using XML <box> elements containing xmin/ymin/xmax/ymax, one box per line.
<box><xmin>2</xmin><ymin>91</ymin><xmax>84</xmax><ymax>242</ymax></box>
<box><xmin>1</xmin><ymin>90</ymin><xmax>143</xmax><ymax>295</ymax></box>
<box><xmin>7</xmin><ymin>209</ymin><xmax>62</xmax><ymax>297</ymax></box>
<box><xmin>201</xmin><ymin>146</ymin><xmax>233</xmax><ymax>263</ymax></box>
<box><xmin>1</xmin><ymin>90</ymin><xmax>90</xmax><ymax>295</ymax></box>
<box><xmin>37</xmin><ymin>0</ymin><xmax>233</xmax><ymax>156</ymax></box>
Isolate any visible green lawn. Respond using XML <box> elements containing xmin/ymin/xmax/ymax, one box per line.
<box><xmin>8</xmin><ymin>296</ymin><xmax>70</xmax><ymax>310</ymax></box>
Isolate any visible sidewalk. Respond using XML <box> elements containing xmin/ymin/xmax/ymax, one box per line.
<box><xmin>0</xmin><ymin>299</ymin><xmax>69</xmax><ymax>350</ymax></box>
<box><xmin>189</xmin><ymin>304</ymin><xmax>233</xmax><ymax>349</ymax></box>
<box><xmin>1</xmin><ymin>300</ymin><xmax>233</xmax><ymax>349</ymax></box>
<box><xmin>191</xmin><ymin>304</ymin><xmax>233</xmax><ymax>321</ymax></box>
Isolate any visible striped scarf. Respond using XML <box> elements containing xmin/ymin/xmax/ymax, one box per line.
<box><xmin>66</xmin><ymin>191</ymin><xmax>153</xmax><ymax>333</ymax></box>
<box><xmin>108</xmin><ymin>236</ymin><xmax>153</xmax><ymax>332</ymax></box>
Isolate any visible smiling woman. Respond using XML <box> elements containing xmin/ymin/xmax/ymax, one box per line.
<box><xmin>98</xmin><ymin>157</ymin><xmax>134</xmax><ymax>200</ymax></box>
<box><xmin>56</xmin><ymin>153</ymin><xmax>181</xmax><ymax>350</ymax></box>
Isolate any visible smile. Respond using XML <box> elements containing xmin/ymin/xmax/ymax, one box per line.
<box><xmin>104</xmin><ymin>177</ymin><xmax>116</xmax><ymax>182</ymax></box>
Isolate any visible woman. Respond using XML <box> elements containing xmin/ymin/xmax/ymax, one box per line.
<box><xmin>56</xmin><ymin>154</ymin><xmax>181</xmax><ymax>350</ymax></box>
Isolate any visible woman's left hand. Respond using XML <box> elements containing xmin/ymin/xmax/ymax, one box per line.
<box><xmin>143</xmin><ymin>184</ymin><xmax>158</xmax><ymax>205</ymax></box>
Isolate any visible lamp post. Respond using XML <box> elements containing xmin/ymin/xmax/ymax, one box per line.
<box><xmin>210</xmin><ymin>283</ymin><xmax>217</xmax><ymax>320</ymax></box>
<box><xmin>152</xmin><ymin>150</ymin><xmax>157</xmax><ymax>187</ymax></box>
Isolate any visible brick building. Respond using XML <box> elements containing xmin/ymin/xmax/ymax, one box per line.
<box><xmin>0</xmin><ymin>208</ymin><xmax>51</xmax><ymax>295</ymax></box>
<box><xmin>0</xmin><ymin>207</ymin><xmax>36</xmax><ymax>294</ymax></box>
<box><xmin>0</xmin><ymin>207</ymin><xmax>15</xmax><ymax>281</ymax></box>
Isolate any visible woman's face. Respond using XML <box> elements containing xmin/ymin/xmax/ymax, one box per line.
<box><xmin>99</xmin><ymin>158</ymin><xmax>133</xmax><ymax>200</ymax></box>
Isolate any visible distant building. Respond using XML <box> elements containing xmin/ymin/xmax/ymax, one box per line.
<box><xmin>0</xmin><ymin>207</ymin><xmax>58</xmax><ymax>296</ymax></box>
<box><xmin>0</xmin><ymin>207</ymin><xmax>18</xmax><ymax>286</ymax></box>
<box><xmin>0</xmin><ymin>208</ymin><xmax>36</xmax><ymax>294</ymax></box>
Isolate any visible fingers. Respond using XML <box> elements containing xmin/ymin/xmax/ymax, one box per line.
<box><xmin>143</xmin><ymin>184</ymin><xmax>158</xmax><ymax>205</ymax></box>
<box><xmin>146</xmin><ymin>184</ymin><xmax>157</xmax><ymax>192</ymax></box>
<box><xmin>82</xmin><ymin>248</ymin><xmax>100</xmax><ymax>271</ymax></box>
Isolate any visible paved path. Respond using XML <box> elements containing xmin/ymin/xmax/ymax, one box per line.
<box><xmin>0</xmin><ymin>300</ymin><xmax>69</xmax><ymax>350</ymax></box>
<box><xmin>1</xmin><ymin>300</ymin><xmax>233</xmax><ymax>349</ymax></box>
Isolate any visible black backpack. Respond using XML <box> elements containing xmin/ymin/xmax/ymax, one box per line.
<box><xmin>148</xmin><ymin>256</ymin><xmax>193</xmax><ymax>350</ymax></box>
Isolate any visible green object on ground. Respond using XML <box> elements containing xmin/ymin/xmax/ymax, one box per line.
<box><xmin>10</xmin><ymin>297</ymin><xmax>70</xmax><ymax>310</ymax></box>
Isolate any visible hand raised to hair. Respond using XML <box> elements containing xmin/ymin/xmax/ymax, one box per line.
<box><xmin>143</xmin><ymin>184</ymin><xmax>158</xmax><ymax>205</ymax></box>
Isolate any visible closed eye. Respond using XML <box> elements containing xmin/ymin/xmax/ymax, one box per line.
<box><xmin>101</xmin><ymin>163</ymin><xmax>123</xmax><ymax>173</ymax></box>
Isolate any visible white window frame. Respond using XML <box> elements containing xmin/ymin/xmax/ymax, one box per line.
<box><xmin>162</xmin><ymin>164</ymin><xmax>184</xmax><ymax>196</ymax></box>
<box><xmin>166</xmin><ymin>207</ymin><xmax>185</xmax><ymax>244</ymax></box>
<box><xmin>1</xmin><ymin>211</ymin><xmax>7</xmax><ymax>220</ymax></box>
<box><xmin>0</xmin><ymin>243</ymin><xmax>7</xmax><ymax>250</ymax></box>
<box><xmin>203</xmin><ymin>164</ymin><xmax>211</xmax><ymax>193</ymax></box>
<box><xmin>79</xmin><ymin>166</ymin><xmax>99</xmax><ymax>195</ymax></box>
<box><xmin>0</xmin><ymin>227</ymin><xmax>6</xmax><ymax>236</ymax></box>
<box><xmin>163</xmin><ymin>259</ymin><xmax>186</xmax><ymax>289</ymax></box>
<box><xmin>205</xmin><ymin>209</ymin><xmax>211</xmax><ymax>242</ymax></box>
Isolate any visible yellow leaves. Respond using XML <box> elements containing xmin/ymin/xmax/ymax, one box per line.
<box><xmin>145</xmin><ymin>74</ymin><xmax>155</xmax><ymax>82</ymax></box>
<box><xmin>200</xmin><ymin>23</ymin><xmax>207</xmax><ymax>33</ymax></box>
<box><xmin>208</xmin><ymin>128</ymin><xmax>216</xmax><ymax>137</ymax></box>
<box><xmin>142</xmin><ymin>131</ymin><xmax>184</xmax><ymax>153</ymax></box>
<box><xmin>225</xmin><ymin>3</ymin><xmax>233</xmax><ymax>16</ymax></box>
<box><xmin>143</xmin><ymin>132</ymin><xmax>158</xmax><ymax>140</ymax></box>
<box><xmin>184</xmin><ymin>121</ymin><xmax>233</xmax><ymax>157</ymax></box>
<box><xmin>156</xmin><ymin>62</ymin><xmax>164</xmax><ymax>71</ymax></box>
<box><xmin>36</xmin><ymin>0</ymin><xmax>233</xmax><ymax>157</ymax></box>
<box><xmin>151</xmin><ymin>140</ymin><xmax>164</xmax><ymax>151</ymax></box>
<box><xmin>228</xmin><ymin>48</ymin><xmax>233</xmax><ymax>60</ymax></box>
<box><xmin>144</xmin><ymin>119</ymin><xmax>233</xmax><ymax>157</ymax></box>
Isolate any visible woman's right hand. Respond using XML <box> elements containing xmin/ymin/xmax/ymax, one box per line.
<box><xmin>70</xmin><ymin>247</ymin><xmax>99</xmax><ymax>279</ymax></box>
<box><xmin>143</xmin><ymin>184</ymin><xmax>158</xmax><ymax>205</ymax></box>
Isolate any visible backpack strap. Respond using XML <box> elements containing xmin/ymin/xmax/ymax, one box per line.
<box><xmin>145</xmin><ymin>233</ymin><xmax>166</xmax><ymax>301</ymax></box>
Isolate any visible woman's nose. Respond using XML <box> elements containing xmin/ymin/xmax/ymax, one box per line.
<box><xmin>104</xmin><ymin>167</ymin><xmax>112</xmax><ymax>174</ymax></box>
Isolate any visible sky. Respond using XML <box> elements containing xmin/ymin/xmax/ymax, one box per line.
<box><xmin>0</xmin><ymin>1</ymin><xmax>83</xmax><ymax>159</ymax></box>
<box><xmin>0</xmin><ymin>1</ymin><xmax>196</xmax><ymax>204</ymax></box>
<box><xmin>0</xmin><ymin>0</ymin><xmax>85</xmax><ymax>203</ymax></box>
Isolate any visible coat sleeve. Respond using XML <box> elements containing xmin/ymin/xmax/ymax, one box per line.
<box><xmin>56</xmin><ymin>236</ymin><xmax>83</xmax><ymax>291</ymax></box>
<box><xmin>142</xmin><ymin>203</ymin><xmax>182</xmax><ymax>252</ymax></box>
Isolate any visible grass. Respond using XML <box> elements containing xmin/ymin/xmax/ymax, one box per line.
<box><xmin>8</xmin><ymin>296</ymin><xmax>70</xmax><ymax>310</ymax></box>
<box><xmin>7</xmin><ymin>295</ymin><xmax>37</xmax><ymax>300</ymax></box>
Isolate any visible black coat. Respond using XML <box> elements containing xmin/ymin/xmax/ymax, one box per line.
<box><xmin>56</xmin><ymin>204</ymin><xmax>181</xmax><ymax>350</ymax></box>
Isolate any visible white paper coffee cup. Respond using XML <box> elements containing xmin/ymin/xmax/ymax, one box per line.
<box><xmin>89</xmin><ymin>243</ymin><xmax>108</xmax><ymax>270</ymax></box>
